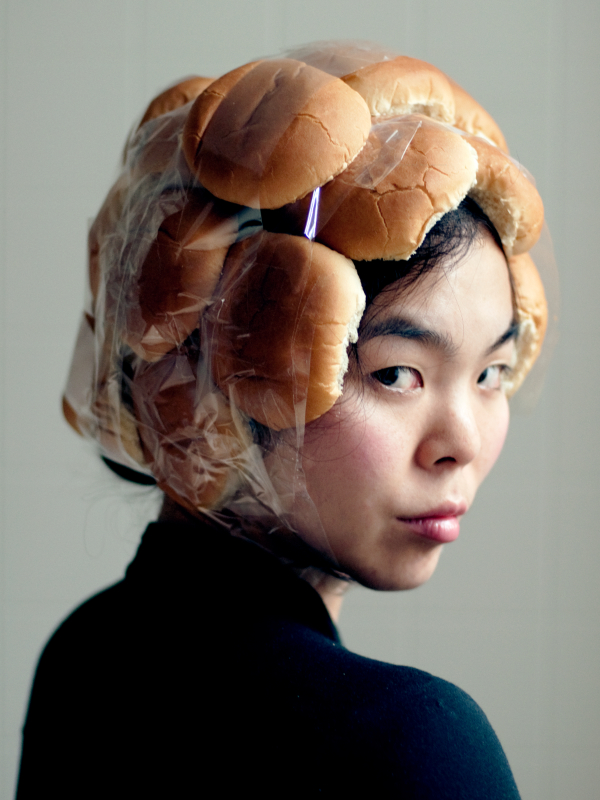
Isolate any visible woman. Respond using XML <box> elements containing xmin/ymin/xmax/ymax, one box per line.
<box><xmin>17</xmin><ymin>43</ymin><xmax>548</xmax><ymax>797</ymax></box>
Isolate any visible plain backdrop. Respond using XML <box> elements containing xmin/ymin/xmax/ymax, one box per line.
<box><xmin>1</xmin><ymin>1</ymin><xmax>599</xmax><ymax>797</ymax></box>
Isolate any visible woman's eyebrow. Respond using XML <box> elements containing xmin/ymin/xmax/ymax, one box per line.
<box><xmin>484</xmin><ymin>321</ymin><xmax>519</xmax><ymax>355</ymax></box>
<box><xmin>360</xmin><ymin>315</ymin><xmax>458</xmax><ymax>357</ymax></box>
<box><xmin>360</xmin><ymin>316</ymin><xmax>520</xmax><ymax>357</ymax></box>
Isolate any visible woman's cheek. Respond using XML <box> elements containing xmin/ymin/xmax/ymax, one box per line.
<box><xmin>479</xmin><ymin>401</ymin><xmax>510</xmax><ymax>481</ymax></box>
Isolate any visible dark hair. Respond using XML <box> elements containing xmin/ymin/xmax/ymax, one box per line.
<box><xmin>101</xmin><ymin>456</ymin><xmax>157</xmax><ymax>485</ymax></box>
<box><xmin>353</xmin><ymin>196</ymin><xmax>504</xmax><ymax>309</ymax></box>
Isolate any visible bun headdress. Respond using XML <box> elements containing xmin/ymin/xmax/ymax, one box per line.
<box><xmin>64</xmin><ymin>43</ymin><xmax>548</xmax><ymax>515</ymax></box>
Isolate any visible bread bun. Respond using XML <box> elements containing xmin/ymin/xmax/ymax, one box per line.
<box><xmin>341</xmin><ymin>56</ymin><xmax>455</xmax><ymax>122</ymax></box>
<box><xmin>123</xmin><ymin>192</ymin><xmax>239</xmax><ymax>361</ymax></box>
<box><xmin>209</xmin><ymin>232</ymin><xmax>365</xmax><ymax>430</ymax></box>
<box><xmin>275</xmin><ymin>116</ymin><xmax>477</xmax><ymax>261</ymax></box>
<box><xmin>182</xmin><ymin>59</ymin><xmax>261</xmax><ymax>147</ymax></box>
<box><xmin>131</xmin><ymin>344</ymin><xmax>251</xmax><ymax>511</ymax></box>
<box><xmin>467</xmin><ymin>135</ymin><xmax>543</xmax><ymax>256</ymax></box>
<box><xmin>138</xmin><ymin>75</ymin><xmax>215</xmax><ymax>128</ymax></box>
<box><xmin>505</xmin><ymin>252</ymin><xmax>548</xmax><ymax>395</ymax></box>
<box><xmin>447</xmin><ymin>77</ymin><xmax>508</xmax><ymax>153</ymax></box>
<box><xmin>182</xmin><ymin>59</ymin><xmax>371</xmax><ymax>209</ymax></box>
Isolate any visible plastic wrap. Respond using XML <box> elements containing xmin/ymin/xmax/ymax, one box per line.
<box><xmin>63</xmin><ymin>42</ymin><xmax>555</xmax><ymax>544</ymax></box>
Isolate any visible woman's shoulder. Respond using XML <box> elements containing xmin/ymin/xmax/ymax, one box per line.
<box><xmin>246</xmin><ymin>612</ymin><xmax>485</xmax><ymax>733</ymax></box>
<box><xmin>245</xmin><ymin>626</ymin><xmax>520</xmax><ymax>796</ymax></box>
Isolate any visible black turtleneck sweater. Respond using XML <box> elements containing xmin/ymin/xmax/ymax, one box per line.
<box><xmin>17</xmin><ymin>521</ymin><xmax>521</xmax><ymax>798</ymax></box>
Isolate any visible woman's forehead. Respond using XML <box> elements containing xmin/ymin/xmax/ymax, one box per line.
<box><xmin>359</xmin><ymin>237</ymin><xmax>514</xmax><ymax>348</ymax></box>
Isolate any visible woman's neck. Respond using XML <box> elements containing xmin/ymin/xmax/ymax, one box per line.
<box><xmin>297</xmin><ymin>568</ymin><xmax>349</xmax><ymax>622</ymax></box>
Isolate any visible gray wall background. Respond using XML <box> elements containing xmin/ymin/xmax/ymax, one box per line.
<box><xmin>1</xmin><ymin>0</ymin><xmax>598</xmax><ymax>797</ymax></box>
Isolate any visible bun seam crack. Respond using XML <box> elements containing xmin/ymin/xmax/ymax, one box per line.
<box><xmin>372</xmin><ymin>196</ymin><xmax>392</xmax><ymax>249</ymax></box>
<box><xmin>295</xmin><ymin>112</ymin><xmax>348</xmax><ymax>152</ymax></box>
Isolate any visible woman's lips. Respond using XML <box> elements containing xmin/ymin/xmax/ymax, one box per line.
<box><xmin>398</xmin><ymin>503</ymin><xmax>467</xmax><ymax>544</ymax></box>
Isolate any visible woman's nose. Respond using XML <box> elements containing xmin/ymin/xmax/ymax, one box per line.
<box><xmin>415</xmin><ymin>397</ymin><xmax>481</xmax><ymax>470</ymax></box>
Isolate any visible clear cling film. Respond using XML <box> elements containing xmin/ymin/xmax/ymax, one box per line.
<box><xmin>63</xmin><ymin>41</ymin><xmax>555</xmax><ymax>544</ymax></box>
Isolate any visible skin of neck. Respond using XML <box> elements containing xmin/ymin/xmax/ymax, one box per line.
<box><xmin>158</xmin><ymin>494</ymin><xmax>350</xmax><ymax>623</ymax></box>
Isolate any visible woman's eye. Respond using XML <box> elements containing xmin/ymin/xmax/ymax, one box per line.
<box><xmin>372</xmin><ymin>366</ymin><xmax>422</xmax><ymax>392</ymax></box>
<box><xmin>478</xmin><ymin>365</ymin><xmax>508</xmax><ymax>390</ymax></box>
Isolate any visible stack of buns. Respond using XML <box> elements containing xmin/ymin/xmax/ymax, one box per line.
<box><xmin>63</xmin><ymin>44</ymin><xmax>548</xmax><ymax>512</ymax></box>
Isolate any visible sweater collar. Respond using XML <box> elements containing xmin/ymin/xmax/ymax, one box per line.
<box><xmin>126</xmin><ymin>520</ymin><xmax>341</xmax><ymax>644</ymax></box>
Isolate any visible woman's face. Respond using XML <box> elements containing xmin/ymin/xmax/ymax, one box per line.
<box><xmin>289</xmin><ymin>232</ymin><xmax>516</xmax><ymax>591</ymax></box>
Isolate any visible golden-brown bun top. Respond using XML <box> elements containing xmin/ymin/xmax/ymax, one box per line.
<box><xmin>182</xmin><ymin>58</ymin><xmax>372</xmax><ymax>209</ymax></box>
<box><xmin>65</xmin><ymin>43</ymin><xmax>551</xmax><ymax>518</ymax></box>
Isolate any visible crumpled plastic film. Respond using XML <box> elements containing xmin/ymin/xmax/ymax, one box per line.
<box><xmin>63</xmin><ymin>42</ymin><xmax>555</xmax><ymax>552</ymax></box>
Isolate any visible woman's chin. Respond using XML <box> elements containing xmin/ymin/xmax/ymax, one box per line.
<box><xmin>344</xmin><ymin>546</ymin><xmax>444</xmax><ymax>592</ymax></box>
